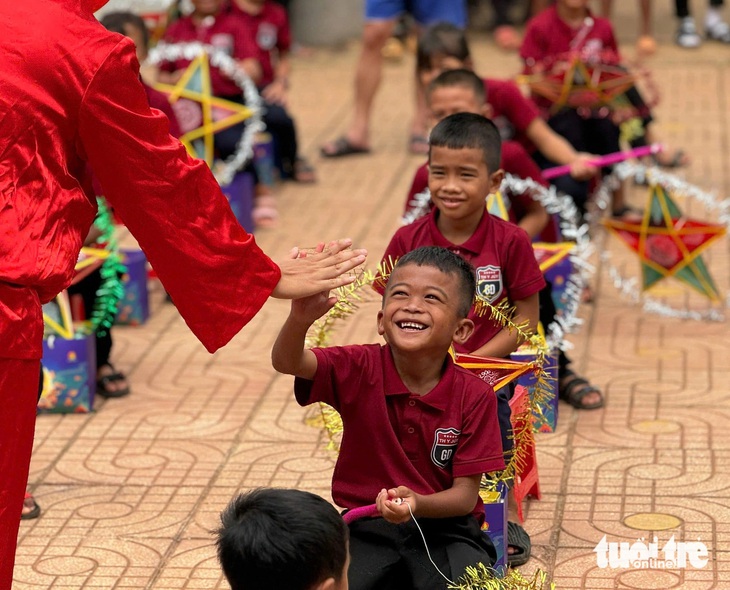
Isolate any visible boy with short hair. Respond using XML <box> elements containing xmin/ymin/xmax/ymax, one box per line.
<box><xmin>272</xmin><ymin>246</ymin><xmax>505</xmax><ymax>590</ymax></box>
<box><xmin>216</xmin><ymin>488</ymin><xmax>350</xmax><ymax>590</ymax></box>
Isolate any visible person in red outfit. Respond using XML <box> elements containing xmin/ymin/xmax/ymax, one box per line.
<box><xmin>0</xmin><ymin>0</ymin><xmax>366</xmax><ymax>585</ymax></box>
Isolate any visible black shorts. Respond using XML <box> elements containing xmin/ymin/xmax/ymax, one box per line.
<box><xmin>348</xmin><ymin>514</ymin><xmax>495</xmax><ymax>590</ymax></box>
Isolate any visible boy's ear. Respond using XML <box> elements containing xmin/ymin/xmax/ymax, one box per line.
<box><xmin>313</xmin><ymin>577</ymin><xmax>337</xmax><ymax>590</ymax></box>
<box><xmin>376</xmin><ymin>309</ymin><xmax>386</xmax><ymax>337</ymax></box>
<box><xmin>481</xmin><ymin>103</ymin><xmax>494</xmax><ymax>120</ymax></box>
<box><xmin>453</xmin><ymin>318</ymin><xmax>475</xmax><ymax>345</ymax></box>
<box><xmin>489</xmin><ymin>169</ymin><xmax>505</xmax><ymax>194</ymax></box>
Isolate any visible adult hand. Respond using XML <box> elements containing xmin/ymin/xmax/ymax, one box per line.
<box><xmin>271</xmin><ymin>239</ymin><xmax>367</xmax><ymax>299</ymax></box>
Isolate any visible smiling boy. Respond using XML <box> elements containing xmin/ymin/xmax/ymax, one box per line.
<box><xmin>272</xmin><ymin>246</ymin><xmax>504</xmax><ymax>590</ymax></box>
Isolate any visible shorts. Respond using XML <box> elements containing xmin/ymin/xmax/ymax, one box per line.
<box><xmin>365</xmin><ymin>0</ymin><xmax>467</xmax><ymax>27</ymax></box>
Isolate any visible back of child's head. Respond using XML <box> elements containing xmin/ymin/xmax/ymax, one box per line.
<box><xmin>427</xmin><ymin>68</ymin><xmax>486</xmax><ymax>104</ymax></box>
<box><xmin>216</xmin><ymin>488</ymin><xmax>349</xmax><ymax>590</ymax></box>
<box><xmin>100</xmin><ymin>11</ymin><xmax>150</xmax><ymax>50</ymax></box>
<box><xmin>416</xmin><ymin>22</ymin><xmax>471</xmax><ymax>74</ymax></box>
<box><xmin>393</xmin><ymin>246</ymin><xmax>476</xmax><ymax>317</ymax></box>
<box><xmin>429</xmin><ymin>112</ymin><xmax>501</xmax><ymax>174</ymax></box>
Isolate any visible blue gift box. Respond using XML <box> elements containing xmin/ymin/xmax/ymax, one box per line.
<box><xmin>39</xmin><ymin>333</ymin><xmax>96</xmax><ymax>414</ymax></box>
<box><xmin>116</xmin><ymin>248</ymin><xmax>149</xmax><ymax>326</ymax></box>
<box><xmin>482</xmin><ymin>481</ymin><xmax>509</xmax><ymax>575</ymax></box>
<box><xmin>221</xmin><ymin>171</ymin><xmax>254</xmax><ymax>233</ymax></box>
<box><xmin>544</xmin><ymin>255</ymin><xmax>573</xmax><ymax>314</ymax></box>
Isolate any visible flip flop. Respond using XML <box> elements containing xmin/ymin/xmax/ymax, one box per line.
<box><xmin>507</xmin><ymin>521</ymin><xmax>531</xmax><ymax>567</ymax></box>
<box><xmin>652</xmin><ymin>149</ymin><xmax>689</xmax><ymax>169</ymax></box>
<box><xmin>559</xmin><ymin>370</ymin><xmax>604</xmax><ymax>410</ymax></box>
<box><xmin>96</xmin><ymin>364</ymin><xmax>130</xmax><ymax>399</ymax></box>
<box><xmin>408</xmin><ymin>134</ymin><xmax>429</xmax><ymax>155</ymax></box>
<box><xmin>21</xmin><ymin>492</ymin><xmax>41</xmax><ymax>520</ymax></box>
<box><xmin>293</xmin><ymin>157</ymin><xmax>317</xmax><ymax>183</ymax></box>
<box><xmin>320</xmin><ymin>137</ymin><xmax>371</xmax><ymax>159</ymax></box>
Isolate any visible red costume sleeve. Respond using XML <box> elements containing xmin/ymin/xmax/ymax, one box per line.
<box><xmin>77</xmin><ymin>40</ymin><xmax>281</xmax><ymax>353</ymax></box>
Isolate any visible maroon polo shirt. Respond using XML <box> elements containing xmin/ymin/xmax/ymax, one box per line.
<box><xmin>402</xmin><ymin>141</ymin><xmax>556</xmax><ymax>241</ymax></box>
<box><xmin>483</xmin><ymin>79</ymin><xmax>540</xmax><ymax>150</ymax></box>
<box><xmin>380</xmin><ymin>209</ymin><xmax>545</xmax><ymax>352</ymax></box>
<box><xmin>161</xmin><ymin>12</ymin><xmax>259</xmax><ymax>97</ymax></box>
<box><xmin>295</xmin><ymin>344</ymin><xmax>504</xmax><ymax>522</ymax></box>
<box><xmin>228</xmin><ymin>0</ymin><xmax>291</xmax><ymax>88</ymax></box>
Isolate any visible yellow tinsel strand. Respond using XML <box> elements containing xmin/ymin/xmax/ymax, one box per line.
<box><xmin>448</xmin><ymin>563</ymin><xmax>555</xmax><ymax>590</ymax></box>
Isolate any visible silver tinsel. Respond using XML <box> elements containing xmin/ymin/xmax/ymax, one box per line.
<box><xmin>146</xmin><ymin>42</ymin><xmax>265</xmax><ymax>187</ymax></box>
<box><xmin>400</xmin><ymin>176</ymin><xmax>594</xmax><ymax>351</ymax></box>
<box><xmin>596</xmin><ymin>162</ymin><xmax>730</xmax><ymax>321</ymax></box>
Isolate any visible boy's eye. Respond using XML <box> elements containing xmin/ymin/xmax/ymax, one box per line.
<box><xmin>391</xmin><ymin>289</ymin><xmax>407</xmax><ymax>297</ymax></box>
<box><xmin>425</xmin><ymin>293</ymin><xmax>442</xmax><ymax>301</ymax></box>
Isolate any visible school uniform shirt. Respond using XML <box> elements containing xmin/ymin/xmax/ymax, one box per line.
<box><xmin>161</xmin><ymin>12</ymin><xmax>259</xmax><ymax>97</ymax></box>
<box><xmin>380</xmin><ymin>209</ymin><xmax>545</xmax><ymax>353</ymax></box>
<box><xmin>520</xmin><ymin>6</ymin><xmax>620</xmax><ymax>111</ymax></box>
<box><xmin>483</xmin><ymin>79</ymin><xmax>540</xmax><ymax>150</ymax></box>
<box><xmin>402</xmin><ymin>141</ymin><xmax>557</xmax><ymax>241</ymax></box>
<box><xmin>0</xmin><ymin>0</ymin><xmax>281</xmax><ymax>360</ymax></box>
<box><xmin>228</xmin><ymin>0</ymin><xmax>291</xmax><ymax>89</ymax></box>
<box><xmin>295</xmin><ymin>344</ymin><xmax>505</xmax><ymax>521</ymax></box>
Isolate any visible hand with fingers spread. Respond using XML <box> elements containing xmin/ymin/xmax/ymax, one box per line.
<box><xmin>272</xmin><ymin>238</ymin><xmax>367</xmax><ymax>300</ymax></box>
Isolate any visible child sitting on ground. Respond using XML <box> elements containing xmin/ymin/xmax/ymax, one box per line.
<box><xmin>272</xmin><ymin>246</ymin><xmax>505</xmax><ymax>590</ymax></box>
<box><xmin>216</xmin><ymin>488</ymin><xmax>349</xmax><ymax>590</ymax></box>
<box><xmin>407</xmin><ymin>68</ymin><xmax>603</xmax><ymax>410</ymax></box>
<box><xmin>227</xmin><ymin>0</ymin><xmax>316</xmax><ymax>183</ymax></box>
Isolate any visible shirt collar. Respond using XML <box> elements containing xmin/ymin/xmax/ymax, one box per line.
<box><xmin>427</xmin><ymin>208</ymin><xmax>493</xmax><ymax>256</ymax></box>
<box><xmin>382</xmin><ymin>344</ymin><xmax>454</xmax><ymax>410</ymax></box>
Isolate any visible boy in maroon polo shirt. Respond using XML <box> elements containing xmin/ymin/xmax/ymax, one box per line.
<box><xmin>273</xmin><ymin>246</ymin><xmax>505</xmax><ymax>590</ymax></box>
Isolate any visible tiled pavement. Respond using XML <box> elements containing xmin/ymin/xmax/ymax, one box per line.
<box><xmin>15</xmin><ymin>8</ymin><xmax>730</xmax><ymax>589</ymax></box>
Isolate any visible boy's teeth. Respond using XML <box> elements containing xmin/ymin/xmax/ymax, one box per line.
<box><xmin>400</xmin><ymin>321</ymin><xmax>425</xmax><ymax>330</ymax></box>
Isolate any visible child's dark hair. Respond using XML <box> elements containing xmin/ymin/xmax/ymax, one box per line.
<box><xmin>429</xmin><ymin>112</ymin><xmax>502</xmax><ymax>174</ymax></box>
<box><xmin>417</xmin><ymin>22</ymin><xmax>471</xmax><ymax>73</ymax></box>
<box><xmin>427</xmin><ymin>68</ymin><xmax>486</xmax><ymax>104</ymax></box>
<box><xmin>100</xmin><ymin>12</ymin><xmax>150</xmax><ymax>49</ymax></box>
<box><xmin>393</xmin><ymin>247</ymin><xmax>476</xmax><ymax>317</ymax></box>
<box><xmin>216</xmin><ymin>488</ymin><xmax>349</xmax><ymax>590</ymax></box>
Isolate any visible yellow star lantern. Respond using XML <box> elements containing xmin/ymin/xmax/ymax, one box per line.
<box><xmin>155</xmin><ymin>53</ymin><xmax>255</xmax><ymax>167</ymax></box>
<box><xmin>487</xmin><ymin>191</ymin><xmax>574</xmax><ymax>273</ymax></box>
<box><xmin>603</xmin><ymin>185</ymin><xmax>726</xmax><ymax>300</ymax></box>
<box><xmin>453</xmin><ymin>352</ymin><xmax>534</xmax><ymax>391</ymax></box>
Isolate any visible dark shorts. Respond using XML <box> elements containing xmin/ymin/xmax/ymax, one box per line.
<box><xmin>348</xmin><ymin>514</ymin><xmax>495</xmax><ymax>590</ymax></box>
<box><xmin>365</xmin><ymin>0</ymin><xmax>467</xmax><ymax>27</ymax></box>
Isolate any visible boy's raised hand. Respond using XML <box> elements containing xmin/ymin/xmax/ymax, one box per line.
<box><xmin>272</xmin><ymin>239</ymin><xmax>366</xmax><ymax>300</ymax></box>
<box><xmin>290</xmin><ymin>290</ymin><xmax>337</xmax><ymax>325</ymax></box>
<box><xmin>376</xmin><ymin>486</ymin><xmax>418</xmax><ymax>524</ymax></box>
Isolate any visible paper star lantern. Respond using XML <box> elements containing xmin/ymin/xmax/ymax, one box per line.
<box><xmin>453</xmin><ymin>352</ymin><xmax>533</xmax><ymax>391</ymax></box>
<box><xmin>155</xmin><ymin>53</ymin><xmax>255</xmax><ymax>167</ymax></box>
<box><xmin>522</xmin><ymin>55</ymin><xmax>636</xmax><ymax>114</ymax></box>
<box><xmin>603</xmin><ymin>185</ymin><xmax>726</xmax><ymax>300</ymax></box>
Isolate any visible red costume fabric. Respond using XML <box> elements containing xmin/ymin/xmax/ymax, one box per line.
<box><xmin>0</xmin><ymin>0</ymin><xmax>280</xmax><ymax>584</ymax></box>
<box><xmin>228</xmin><ymin>0</ymin><xmax>292</xmax><ymax>89</ymax></box>
<box><xmin>294</xmin><ymin>344</ymin><xmax>504</xmax><ymax>522</ymax></box>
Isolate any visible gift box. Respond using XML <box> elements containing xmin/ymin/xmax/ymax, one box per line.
<box><xmin>221</xmin><ymin>171</ymin><xmax>254</xmax><ymax>233</ymax></box>
<box><xmin>253</xmin><ymin>132</ymin><xmax>276</xmax><ymax>187</ymax></box>
<box><xmin>510</xmin><ymin>346</ymin><xmax>558</xmax><ymax>433</ymax></box>
<box><xmin>39</xmin><ymin>332</ymin><xmax>96</xmax><ymax>414</ymax></box>
<box><xmin>481</xmin><ymin>482</ymin><xmax>509</xmax><ymax>575</ymax></box>
<box><xmin>543</xmin><ymin>254</ymin><xmax>573</xmax><ymax>314</ymax></box>
<box><xmin>116</xmin><ymin>248</ymin><xmax>149</xmax><ymax>326</ymax></box>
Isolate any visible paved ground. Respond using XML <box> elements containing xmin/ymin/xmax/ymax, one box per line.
<box><xmin>15</xmin><ymin>6</ymin><xmax>730</xmax><ymax>589</ymax></box>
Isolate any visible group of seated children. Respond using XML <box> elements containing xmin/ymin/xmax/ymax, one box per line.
<box><xmin>105</xmin><ymin>0</ymin><xmax>314</xmax><ymax>229</ymax></box>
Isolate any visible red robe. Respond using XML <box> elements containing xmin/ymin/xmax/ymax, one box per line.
<box><xmin>0</xmin><ymin>0</ymin><xmax>280</xmax><ymax>583</ymax></box>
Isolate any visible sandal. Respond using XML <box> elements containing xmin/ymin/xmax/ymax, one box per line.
<box><xmin>293</xmin><ymin>157</ymin><xmax>317</xmax><ymax>183</ymax></box>
<box><xmin>652</xmin><ymin>149</ymin><xmax>689</xmax><ymax>169</ymax></box>
<box><xmin>21</xmin><ymin>491</ymin><xmax>41</xmax><ymax>520</ymax></box>
<box><xmin>252</xmin><ymin>194</ymin><xmax>279</xmax><ymax>229</ymax></box>
<box><xmin>559</xmin><ymin>369</ymin><xmax>604</xmax><ymax>410</ymax></box>
<box><xmin>320</xmin><ymin>136</ymin><xmax>370</xmax><ymax>158</ymax></box>
<box><xmin>507</xmin><ymin>521</ymin><xmax>531</xmax><ymax>567</ymax></box>
<box><xmin>408</xmin><ymin>134</ymin><xmax>429</xmax><ymax>155</ymax></box>
<box><xmin>96</xmin><ymin>364</ymin><xmax>131</xmax><ymax>399</ymax></box>
<box><xmin>706</xmin><ymin>20</ymin><xmax>730</xmax><ymax>43</ymax></box>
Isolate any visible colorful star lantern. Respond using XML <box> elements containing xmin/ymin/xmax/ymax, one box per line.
<box><xmin>72</xmin><ymin>247</ymin><xmax>110</xmax><ymax>285</ymax></box>
<box><xmin>603</xmin><ymin>185</ymin><xmax>726</xmax><ymax>299</ymax></box>
<box><xmin>453</xmin><ymin>352</ymin><xmax>533</xmax><ymax>391</ymax></box>
<box><xmin>155</xmin><ymin>53</ymin><xmax>254</xmax><ymax>167</ymax></box>
<box><xmin>486</xmin><ymin>191</ymin><xmax>575</xmax><ymax>273</ymax></box>
<box><xmin>521</xmin><ymin>55</ymin><xmax>636</xmax><ymax>114</ymax></box>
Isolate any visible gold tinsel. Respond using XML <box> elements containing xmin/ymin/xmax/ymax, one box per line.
<box><xmin>448</xmin><ymin>564</ymin><xmax>555</xmax><ymax>590</ymax></box>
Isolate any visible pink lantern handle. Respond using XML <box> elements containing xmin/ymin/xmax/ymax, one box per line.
<box><xmin>342</xmin><ymin>503</ymin><xmax>380</xmax><ymax>524</ymax></box>
<box><xmin>541</xmin><ymin>143</ymin><xmax>663</xmax><ymax>180</ymax></box>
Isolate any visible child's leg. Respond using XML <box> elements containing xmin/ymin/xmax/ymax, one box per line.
<box><xmin>347</xmin><ymin>518</ymin><xmax>406</xmax><ymax>590</ymax></box>
<box><xmin>262</xmin><ymin>102</ymin><xmax>315</xmax><ymax>182</ymax></box>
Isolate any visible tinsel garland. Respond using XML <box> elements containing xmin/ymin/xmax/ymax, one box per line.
<box><xmin>448</xmin><ymin>563</ymin><xmax>555</xmax><ymax>590</ymax></box>
<box><xmin>594</xmin><ymin>162</ymin><xmax>730</xmax><ymax>321</ymax></box>
<box><xmin>82</xmin><ymin>197</ymin><xmax>127</xmax><ymax>337</ymax></box>
<box><xmin>146</xmin><ymin>41</ymin><xmax>265</xmax><ymax>187</ymax></box>
<box><xmin>402</xmin><ymin>177</ymin><xmax>594</xmax><ymax>352</ymax></box>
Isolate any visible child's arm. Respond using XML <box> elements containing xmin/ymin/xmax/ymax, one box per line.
<box><xmin>271</xmin><ymin>290</ymin><xmax>337</xmax><ymax>379</ymax></box>
<box><xmin>237</xmin><ymin>58</ymin><xmax>262</xmax><ymax>86</ymax></box>
<box><xmin>526</xmin><ymin>119</ymin><xmax>597</xmax><ymax>180</ymax></box>
<box><xmin>468</xmin><ymin>292</ymin><xmax>540</xmax><ymax>359</ymax></box>
<box><xmin>375</xmin><ymin>474</ymin><xmax>481</xmax><ymax>523</ymax></box>
<box><xmin>262</xmin><ymin>53</ymin><xmax>291</xmax><ymax>106</ymax></box>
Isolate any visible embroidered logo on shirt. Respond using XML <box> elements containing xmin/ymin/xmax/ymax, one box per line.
<box><xmin>257</xmin><ymin>23</ymin><xmax>278</xmax><ymax>51</ymax></box>
<box><xmin>431</xmin><ymin>427</ymin><xmax>460</xmax><ymax>469</ymax></box>
<box><xmin>476</xmin><ymin>265</ymin><xmax>503</xmax><ymax>303</ymax></box>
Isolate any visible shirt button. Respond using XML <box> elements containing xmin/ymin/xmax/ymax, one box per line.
<box><xmin>407</xmin><ymin>427</ymin><xmax>415</xmax><ymax>434</ymax></box>
<box><xmin>409</xmin><ymin>400</ymin><xmax>416</xmax><ymax>407</ymax></box>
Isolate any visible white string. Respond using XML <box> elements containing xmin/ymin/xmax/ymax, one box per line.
<box><xmin>402</xmin><ymin>500</ymin><xmax>455</xmax><ymax>586</ymax></box>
